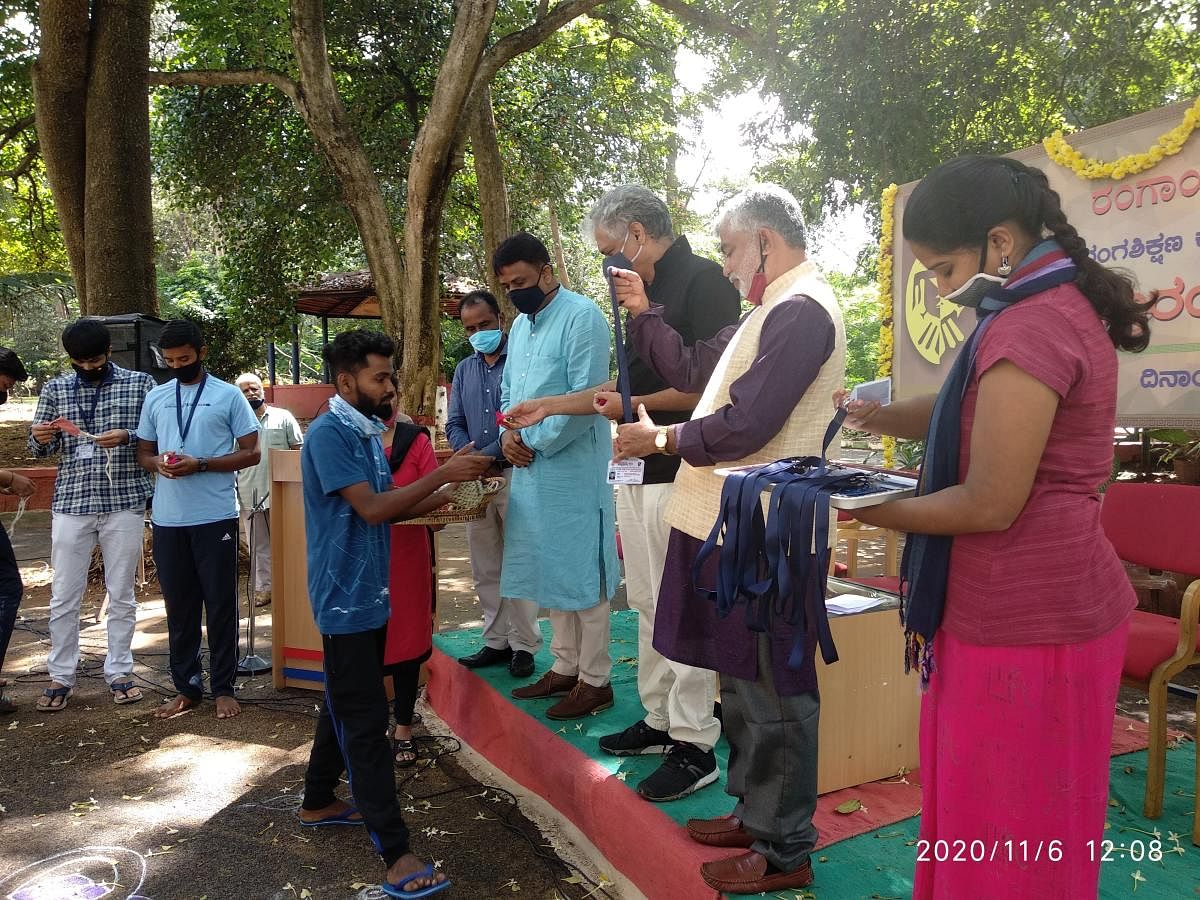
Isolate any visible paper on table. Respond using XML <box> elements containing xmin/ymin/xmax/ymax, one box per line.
<box><xmin>825</xmin><ymin>593</ymin><xmax>887</xmax><ymax>616</ymax></box>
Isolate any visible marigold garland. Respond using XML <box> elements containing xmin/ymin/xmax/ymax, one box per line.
<box><xmin>1043</xmin><ymin>97</ymin><xmax>1200</xmax><ymax>180</ymax></box>
<box><xmin>876</xmin><ymin>183</ymin><xmax>898</xmax><ymax>467</ymax></box>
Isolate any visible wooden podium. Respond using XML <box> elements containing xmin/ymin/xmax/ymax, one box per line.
<box><xmin>269</xmin><ymin>448</ymin><xmax>326</xmax><ymax>690</ymax></box>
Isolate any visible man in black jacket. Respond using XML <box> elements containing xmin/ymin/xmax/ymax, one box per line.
<box><xmin>503</xmin><ymin>185</ymin><xmax>740</xmax><ymax>800</ymax></box>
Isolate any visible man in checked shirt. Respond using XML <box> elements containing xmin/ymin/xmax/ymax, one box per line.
<box><xmin>29</xmin><ymin>319</ymin><xmax>155</xmax><ymax>711</ymax></box>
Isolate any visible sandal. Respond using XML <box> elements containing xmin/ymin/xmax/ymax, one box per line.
<box><xmin>393</xmin><ymin>737</ymin><xmax>417</xmax><ymax>768</ymax></box>
<box><xmin>110</xmin><ymin>679</ymin><xmax>144</xmax><ymax>705</ymax></box>
<box><xmin>36</xmin><ymin>684</ymin><xmax>72</xmax><ymax>712</ymax></box>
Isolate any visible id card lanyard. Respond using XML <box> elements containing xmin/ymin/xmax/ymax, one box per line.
<box><xmin>176</xmin><ymin>373</ymin><xmax>208</xmax><ymax>453</ymax></box>
<box><xmin>73</xmin><ymin>369</ymin><xmax>114</xmax><ymax>436</ymax></box>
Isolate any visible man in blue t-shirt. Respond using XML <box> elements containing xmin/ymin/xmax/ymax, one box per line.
<box><xmin>297</xmin><ymin>329</ymin><xmax>490</xmax><ymax>898</ymax></box>
<box><xmin>136</xmin><ymin>320</ymin><xmax>260</xmax><ymax>720</ymax></box>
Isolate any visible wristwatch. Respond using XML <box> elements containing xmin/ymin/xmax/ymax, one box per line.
<box><xmin>654</xmin><ymin>426</ymin><xmax>671</xmax><ymax>454</ymax></box>
<box><xmin>197</xmin><ymin>458</ymin><xmax>209</xmax><ymax>473</ymax></box>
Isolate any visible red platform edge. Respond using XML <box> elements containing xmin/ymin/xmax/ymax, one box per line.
<box><xmin>426</xmin><ymin>646</ymin><xmax>726</xmax><ymax>899</ymax></box>
<box><xmin>426</xmin><ymin>647</ymin><xmax>1156</xmax><ymax>897</ymax></box>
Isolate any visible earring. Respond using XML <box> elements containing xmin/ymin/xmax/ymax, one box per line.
<box><xmin>997</xmin><ymin>255</ymin><xmax>1012</xmax><ymax>277</ymax></box>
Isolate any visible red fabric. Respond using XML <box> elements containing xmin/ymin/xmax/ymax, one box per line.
<box><xmin>1101</xmin><ymin>482</ymin><xmax>1200</xmax><ymax>574</ymax></box>
<box><xmin>913</xmin><ymin>617</ymin><xmax>1130</xmax><ymax>899</ymax></box>
<box><xmin>946</xmin><ymin>284</ymin><xmax>1135</xmax><ymax>646</ymax></box>
<box><xmin>1122</xmin><ymin>609</ymin><xmax>1199</xmax><ymax>683</ymax></box>
<box><xmin>383</xmin><ymin>434</ymin><xmax>438</xmax><ymax>665</ymax></box>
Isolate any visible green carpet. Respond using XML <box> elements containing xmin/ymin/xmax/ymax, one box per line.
<box><xmin>434</xmin><ymin>610</ymin><xmax>734</xmax><ymax>827</ymax></box>
<box><xmin>434</xmin><ymin>613</ymin><xmax>1200</xmax><ymax>898</ymax></box>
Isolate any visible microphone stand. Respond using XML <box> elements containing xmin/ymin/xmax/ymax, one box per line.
<box><xmin>238</xmin><ymin>488</ymin><xmax>272</xmax><ymax>675</ymax></box>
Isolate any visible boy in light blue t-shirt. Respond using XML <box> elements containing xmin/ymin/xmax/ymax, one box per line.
<box><xmin>135</xmin><ymin>320</ymin><xmax>260</xmax><ymax>720</ymax></box>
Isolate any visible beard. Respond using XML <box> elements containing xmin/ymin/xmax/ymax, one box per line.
<box><xmin>352</xmin><ymin>394</ymin><xmax>393</xmax><ymax>421</ymax></box>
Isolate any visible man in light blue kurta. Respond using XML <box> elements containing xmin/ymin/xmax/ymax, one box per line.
<box><xmin>495</xmin><ymin>232</ymin><xmax>620</xmax><ymax>719</ymax></box>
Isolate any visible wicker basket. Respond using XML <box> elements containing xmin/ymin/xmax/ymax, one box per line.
<box><xmin>406</xmin><ymin>476</ymin><xmax>507</xmax><ymax>526</ymax></box>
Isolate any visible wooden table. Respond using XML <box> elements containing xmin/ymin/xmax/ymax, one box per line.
<box><xmin>815</xmin><ymin>578</ymin><xmax>919</xmax><ymax>794</ymax></box>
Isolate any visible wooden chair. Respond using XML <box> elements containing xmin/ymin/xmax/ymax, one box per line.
<box><xmin>1101</xmin><ymin>482</ymin><xmax>1200</xmax><ymax>843</ymax></box>
<box><xmin>835</xmin><ymin>510</ymin><xmax>900</xmax><ymax>577</ymax></box>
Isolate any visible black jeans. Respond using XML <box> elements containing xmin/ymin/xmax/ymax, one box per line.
<box><xmin>0</xmin><ymin>523</ymin><xmax>22</xmax><ymax>671</ymax></box>
<box><xmin>303</xmin><ymin>626</ymin><xmax>410</xmax><ymax>866</ymax></box>
<box><xmin>152</xmin><ymin>519</ymin><xmax>240</xmax><ymax>699</ymax></box>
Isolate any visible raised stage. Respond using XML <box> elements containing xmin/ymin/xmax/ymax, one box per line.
<box><xmin>428</xmin><ymin>611</ymin><xmax>1200</xmax><ymax>899</ymax></box>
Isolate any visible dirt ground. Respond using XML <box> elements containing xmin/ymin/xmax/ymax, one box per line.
<box><xmin>0</xmin><ymin>397</ymin><xmax>626</xmax><ymax>900</ymax></box>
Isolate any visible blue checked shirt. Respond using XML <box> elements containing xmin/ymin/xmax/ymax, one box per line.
<box><xmin>445</xmin><ymin>338</ymin><xmax>507</xmax><ymax>461</ymax></box>
<box><xmin>28</xmin><ymin>364</ymin><xmax>155</xmax><ymax>515</ymax></box>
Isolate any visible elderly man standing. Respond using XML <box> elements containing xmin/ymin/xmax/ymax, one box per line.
<box><xmin>610</xmin><ymin>185</ymin><xmax>845</xmax><ymax>894</ymax></box>
<box><xmin>234</xmin><ymin>372</ymin><xmax>303</xmax><ymax>608</ymax></box>
<box><xmin>496</xmin><ymin>233</ymin><xmax>620</xmax><ymax>720</ymax></box>
<box><xmin>504</xmin><ymin>185</ymin><xmax>740</xmax><ymax>799</ymax></box>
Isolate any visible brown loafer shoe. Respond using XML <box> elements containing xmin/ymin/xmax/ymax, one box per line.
<box><xmin>511</xmin><ymin>670</ymin><xmax>578</xmax><ymax>700</ymax></box>
<box><xmin>686</xmin><ymin>814</ymin><xmax>755</xmax><ymax>848</ymax></box>
<box><xmin>700</xmin><ymin>851</ymin><xmax>813</xmax><ymax>893</ymax></box>
<box><xmin>546</xmin><ymin>681</ymin><xmax>613</xmax><ymax>720</ymax></box>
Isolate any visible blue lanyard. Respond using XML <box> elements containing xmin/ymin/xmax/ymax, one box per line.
<box><xmin>175</xmin><ymin>373</ymin><xmax>208</xmax><ymax>450</ymax></box>
<box><xmin>73</xmin><ymin>371</ymin><xmax>114</xmax><ymax>435</ymax></box>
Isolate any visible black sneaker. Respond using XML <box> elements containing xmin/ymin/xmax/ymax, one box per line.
<box><xmin>598</xmin><ymin>720</ymin><xmax>674</xmax><ymax>757</ymax></box>
<box><xmin>636</xmin><ymin>742</ymin><xmax>719</xmax><ymax>802</ymax></box>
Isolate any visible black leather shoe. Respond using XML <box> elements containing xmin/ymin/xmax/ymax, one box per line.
<box><xmin>458</xmin><ymin>646</ymin><xmax>513</xmax><ymax>668</ymax></box>
<box><xmin>508</xmin><ymin>650</ymin><xmax>535</xmax><ymax>678</ymax></box>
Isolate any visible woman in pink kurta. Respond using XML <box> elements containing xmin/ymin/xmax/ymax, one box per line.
<box><xmin>843</xmin><ymin>156</ymin><xmax>1150</xmax><ymax>898</ymax></box>
<box><xmin>384</xmin><ymin>422</ymin><xmax>439</xmax><ymax>766</ymax></box>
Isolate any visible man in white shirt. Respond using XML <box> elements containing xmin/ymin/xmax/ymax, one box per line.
<box><xmin>234</xmin><ymin>373</ymin><xmax>303</xmax><ymax>608</ymax></box>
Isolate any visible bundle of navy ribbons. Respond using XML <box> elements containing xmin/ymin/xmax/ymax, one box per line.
<box><xmin>693</xmin><ymin>411</ymin><xmax>864</xmax><ymax>671</ymax></box>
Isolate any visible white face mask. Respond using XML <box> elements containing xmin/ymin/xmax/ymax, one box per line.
<box><xmin>619</xmin><ymin>229</ymin><xmax>643</xmax><ymax>264</ymax></box>
<box><xmin>941</xmin><ymin>271</ymin><xmax>1005</xmax><ymax>308</ymax></box>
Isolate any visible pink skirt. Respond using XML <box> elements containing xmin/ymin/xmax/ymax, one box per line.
<box><xmin>912</xmin><ymin>616</ymin><xmax>1131</xmax><ymax>899</ymax></box>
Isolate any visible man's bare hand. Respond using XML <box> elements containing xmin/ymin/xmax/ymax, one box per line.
<box><xmin>4</xmin><ymin>472</ymin><xmax>35</xmax><ymax>497</ymax></box>
<box><xmin>592</xmin><ymin>391</ymin><xmax>626</xmax><ymax>421</ymax></box>
<box><xmin>441</xmin><ymin>443</ymin><xmax>493</xmax><ymax>483</ymax></box>
<box><xmin>833</xmin><ymin>388</ymin><xmax>882</xmax><ymax>433</ymax></box>
<box><xmin>92</xmin><ymin>428</ymin><xmax>129</xmax><ymax>449</ymax></box>
<box><xmin>609</xmin><ymin>268</ymin><xmax>651</xmax><ymax>317</ymax></box>
<box><xmin>501</xmin><ymin>429</ymin><xmax>534</xmax><ymax>467</ymax></box>
<box><xmin>501</xmin><ymin>399</ymin><xmax>549</xmax><ymax>430</ymax></box>
<box><xmin>30</xmin><ymin>422</ymin><xmax>58</xmax><ymax>445</ymax></box>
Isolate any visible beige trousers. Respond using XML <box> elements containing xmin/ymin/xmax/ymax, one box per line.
<box><xmin>618</xmin><ymin>482</ymin><xmax>721</xmax><ymax>749</ymax></box>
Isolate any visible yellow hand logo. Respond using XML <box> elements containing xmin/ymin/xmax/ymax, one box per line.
<box><xmin>905</xmin><ymin>261</ymin><xmax>970</xmax><ymax>365</ymax></box>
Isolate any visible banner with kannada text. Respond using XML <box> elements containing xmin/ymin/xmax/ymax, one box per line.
<box><xmin>891</xmin><ymin>100</ymin><xmax>1199</xmax><ymax>427</ymax></box>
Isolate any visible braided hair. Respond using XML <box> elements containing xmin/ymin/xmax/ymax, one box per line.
<box><xmin>902</xmin><ymin>155</ymin><xmax>1151</xmax><ymax>352</ymax></box>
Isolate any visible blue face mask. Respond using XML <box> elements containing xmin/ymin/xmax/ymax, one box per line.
<box><xmin>469</xmin><ymin>329</ymin><xmax>503</xmax><ymax>354</ymax></box>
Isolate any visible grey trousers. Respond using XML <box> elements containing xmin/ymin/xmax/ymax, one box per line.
<box><xmin>721</xmin><ymin>634</ymin><xmax>820</xmax><ymax>871</ymax></box>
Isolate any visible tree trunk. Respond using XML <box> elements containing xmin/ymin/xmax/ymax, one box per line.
<box><xmin>469</xmin><ymin>84</ymin><xmax>515</xmax><ymax>320</ymax></box>
<box><xmin>31</xmin><ymin>0</ymin><xmax>90</xmax><ymax>305</ymax></box>
<box><xmin>401</xmin><ymin>0</ymin><xmax>499</xmax><ymax>418</ymax></box>
<box><xmin>84</xmin><ymin>0</ymin><xmax>157</xmax><ymax>316</ymax></box>
<box><xmin>547</xmin><ymin>200</ymin><xmax>571</xmax><ymax>289</ymax></box>
<box><xmin>288</xmin><ymin>0</ymin><xmax>407</xmax><ymax>344</ymax></box>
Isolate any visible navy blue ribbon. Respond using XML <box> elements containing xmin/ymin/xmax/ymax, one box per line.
<box><xmin>692</xmin><ymin>409</ymin><xmax>859</xmax><ymax>670</ymax></box>
<box><xmin>602</xmin><ymin>253</ymin><xmax>636</xmax><ymax>423</ymax></box>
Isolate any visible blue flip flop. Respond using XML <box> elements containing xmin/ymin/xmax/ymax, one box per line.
<box><xmin>380</xmin><ymin>864</ymin><xmax>451</xmax><ymax>899</ymax></box>
<box><xmin>296</xmin><ymin>807</ymin><xmax>365</xmax><ymax>827</ymax></box>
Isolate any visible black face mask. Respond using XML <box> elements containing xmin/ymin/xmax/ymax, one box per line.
<box><xmin>72</xmin><ymin>360</ymin><xmax>111</xmax><ymax>384</ymax></box>
<box><xmin>508</xmin><ymin>283</ymin><xmax>546</xmax><ymax>316</ymax></box>
<box><xmin>248</xmin><ymin>398</ymin><xmax>265</xmax><ymax>410</ymax></box>
<box><xmin>172</xmin><ymin>359</ymin><xmax>204</xmax><ymax>383</ymax></box>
